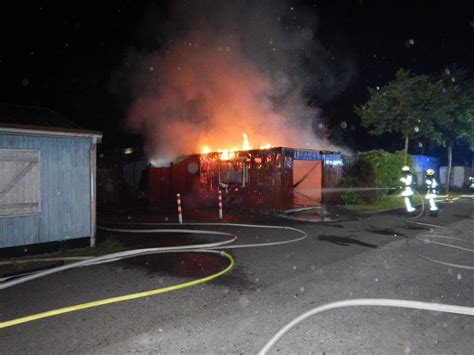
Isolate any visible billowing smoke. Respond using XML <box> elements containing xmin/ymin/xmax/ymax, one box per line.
<box><xmin>120</xmin><ymin>0</ymin><xmax>355</xmax><ymax>164</ymax></box>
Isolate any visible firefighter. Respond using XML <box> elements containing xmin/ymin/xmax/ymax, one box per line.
<box><xmin>400</xmin><ymin>165</ymin><xmax>416</xmax><ymax>213</ymax></box>
<box><xmin>425</xmin><ymin>168</ymin><xmax>439</xmax><ymax>216</ymax></box>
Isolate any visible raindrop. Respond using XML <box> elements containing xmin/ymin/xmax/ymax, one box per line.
<box><xmin>158</xmin><ymin>327</ymin><xmax>163</xmax><ymax>332</ymax></box>
<box><xmin>318</xmin><ymin>123</ymin><xmax>324</xmax><ymax>129</ymax></box>
<box><xmin>451</xmin><ymin>77</ymin><xmax>456</xmax><ymax>82</ymax></box>
<box><xmin>149</xmin><ymin>66</ymin><xmax>154</xmax><ymax>71</ymax></box>
<box><xmin>238</xmin><ymin>296</ymin><xmax>250</xmax><ymax>307</ymax></box>
<box><xmin>340</xmin><ymin>121</ymin><xmax>347</xmax><ymax>129</ymax></box>
<box><xmin>21</xmin><ymin>78</ymin><xmax>29</xmax><ymax>87</ymax></box>
<box><xmin>404</xmin><ymin>38</ymin><xmax>415</xmax><ymax>48</ymax></box>
<box><xmin>418</xmin><ymin>142</ymin><xmax>423</xmax><ymax>148</ymax></box>
<box><xmin>376</xmin><ymin>86</ymin><xmax>380</xmax><ymax>90</ymax></box>
<box><xmin>255</xmin><ymin>277</ymin><xmax>260</xmax><ymax>282</ymax></box>
<box><xmin>457</xmin><ymin>274</ymin><xmax>462</xmax><ymax>280</ymax></box>
<box><xmin>292</xmin><ymin>265</ymin><xmax>297</xmax><ymax>270</ymax></box>
<box><xmin>223</xmin><ymin>288</ymin><xmax>229</xmax><ymax>294</ymax></box>
<box><xmin>445</xmin><ymin>68</ymin><xmax>451</xmax><ymax>75</ymax></box>
<box><xmin>310</xmin><ymin>264</ymin><xmax>316</xmax><ymax>270</ymax></box>
<box><xmin>414</xmin><ymin>126</ymin><xmax>420</xmax><ymax>133</ymax></box>
<box><xmin>300</xmin><ymin>287</ymin><xmax>305</xmax><ymax>292</ymax></box>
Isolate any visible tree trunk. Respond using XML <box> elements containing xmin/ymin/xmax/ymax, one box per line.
<box><xmin>445</xmin><ymin>144</ymin><xmax>452</xmax><ymax>196</ymax></box>
<box><xmin>403</xmin><ymin>136</ymin><xmax>409</xmax><ymax>165</ymax></box>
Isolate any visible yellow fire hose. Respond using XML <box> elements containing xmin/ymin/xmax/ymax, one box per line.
<box><xmin>0</xmin><ymin>251</ymin><xmax>234</xmax><ymax>329</ymax></box>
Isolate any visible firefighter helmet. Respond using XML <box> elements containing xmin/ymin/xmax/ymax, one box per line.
<box><xmin>426</xmin><ymin>168</ymin><xmax>435</xmax><ymax>176</ymax></box>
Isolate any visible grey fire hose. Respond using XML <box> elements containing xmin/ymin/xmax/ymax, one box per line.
<box><xmin>258</xmin><ymin>298</ymin><xmax>474</xmax><ymax>355</ymax></box>
<box><xmin>0</xmin><ymin>223</ymin><xmax>308</xmax><ymax>290</ymax></box>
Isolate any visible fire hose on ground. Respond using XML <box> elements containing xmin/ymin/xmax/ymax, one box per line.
<box><xmin>0</xmin><ymin>223</ymin><xmax>307</xmax><ymax>328</ymax></box>
<box><xmin>2</xmin><ymin>221</ymin><xmax>473</xmax><ymax>354</ymax></box>
<box><xmin>258</xmin><ymin>298</ymin><xmax>474</xmax><ymax>354</ymax></box>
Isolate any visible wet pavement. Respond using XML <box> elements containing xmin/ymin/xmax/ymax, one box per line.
<box><xmin>1</xmin><ymin>197</ymin><xmax>473</xmax><ymax>354</ymax></box>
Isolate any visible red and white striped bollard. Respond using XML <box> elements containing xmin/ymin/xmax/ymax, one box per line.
<box><xmin>176</xmin><ymin>193</ymin><xmax>183</xmax><ymax>224</ymax></box>
<box><xmin>218</xmin><ymin>190</ymin><xmax>223</xmax><ymax>219</ymax></box>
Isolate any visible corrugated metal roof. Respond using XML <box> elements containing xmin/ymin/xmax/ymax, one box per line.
<box><xmin>0</xmin><ymin>103</ymin><xmax>81</xmax><ymax>128</ymax></box>
<box><xmin>0</xmin><ymin>103</ymin><xmax>101</xmax><ymax>138</ymax></box>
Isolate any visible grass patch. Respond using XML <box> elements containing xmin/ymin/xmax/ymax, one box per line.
<box><xmin>0</xmin><ymin>239</ymin><xmax>127</xmax><ymax>276</ymax></box>
<box><xmin>344</xmin><ymin>194</ymin><xmax>423</xmax><ymax>212</ymax></box>
<box><xmin>58</xmin><ymin>239</ymin><xmax>127</xmax><ymax>258</ymax></box>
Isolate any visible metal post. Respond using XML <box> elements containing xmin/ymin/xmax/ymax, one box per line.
<box><xmin>177</xmin><ymin>193</ymin><xmax>183</xmax><ymax>224</ymax></box>
<box><xmin>218</xmin><ymin>190</ymin><xmax>223</xmax><ymax>219</ymax></box>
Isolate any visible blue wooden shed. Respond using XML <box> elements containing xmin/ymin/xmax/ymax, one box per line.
<box><xmin>0</xmin><ymin>104</ymin><xmax>102</xmax><ymax>249</ymax></box>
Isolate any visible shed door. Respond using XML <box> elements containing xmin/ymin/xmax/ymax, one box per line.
<box><xmin>0</xmin><ymin>149</ymin><xmax>41</xmax><ymax>217</ymax></box>
<box><xmin>293</xmin><ymin>160</ymin><xmax>322</xmax><ymax>206</ymax></box>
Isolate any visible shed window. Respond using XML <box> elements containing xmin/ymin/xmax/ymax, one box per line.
<box><xmin>0</xmin><ymin>149</ymin><xmax>41</xmax><ymax>217</ymax></box>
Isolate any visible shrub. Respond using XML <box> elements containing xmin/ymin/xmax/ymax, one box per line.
<box><xmin>339</xmin><ymin>150</ymin><xmax>413</xmax><ymax>204</ymax></box>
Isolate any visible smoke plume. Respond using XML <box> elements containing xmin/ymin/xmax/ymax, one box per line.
<box><xmin>120</xmin><ymin>0</ymin><xmax>355</xmax><ymax>164</ymax></box>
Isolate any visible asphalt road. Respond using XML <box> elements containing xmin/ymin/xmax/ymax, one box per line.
<box><xmin>1</xmin><ymin>197</ymin><xmax>473</xmax><ymax>354</ymax></box>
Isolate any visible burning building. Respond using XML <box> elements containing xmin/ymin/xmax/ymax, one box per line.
<box><xmin>120</xmin><ymin>2</ymin><xmax>354</xmax><ymax>210</ymax></box>
<box><xmin>149</xmin><ymin>145</ymin><xmax>343</xmax><ymax>211</ymax></box>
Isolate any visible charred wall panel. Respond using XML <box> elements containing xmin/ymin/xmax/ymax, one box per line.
<box><xmin>149</xmin><ymin>155</ymin><xmax>200</xmax><ymax>207</ymax></box>
<box><xmin>149</xmin><ymin>147</ymin><xmax>343</xmax><ymax>210</ymax></box>
<box><xmin>149</xmin><ymin>167</ymin><xmax>171</xmax><ymax>205</ymax></box>
<box><xmin>321</xmin><ymin>164</ymin><xmax>344</xmax><ymax>203</ymax></box>
<box><xmin>293</xmin><ymin>160</ymin><xmax>322</xmax><ymax>205</ymax></box>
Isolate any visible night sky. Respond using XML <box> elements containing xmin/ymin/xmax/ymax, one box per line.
<box><xmin>1</xmin><ymin>0</ymin><xmax>473</xmax><ymax>160</ymax></box>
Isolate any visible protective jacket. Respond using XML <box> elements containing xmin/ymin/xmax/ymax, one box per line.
<box><xmin>425</xmin><ymin>175</ymin><xmax>438</xmax><ymax>198</ymax></box>
<box><xmin>400</xmin><ymin>170</ymin><xmax>414</xmax><ymax>197</ymax></box>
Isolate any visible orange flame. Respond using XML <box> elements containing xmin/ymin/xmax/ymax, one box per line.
<box><xmin>200</xmin><ymin>132</ymin><xmax>272</xmax><ymax>160</ymax></box>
